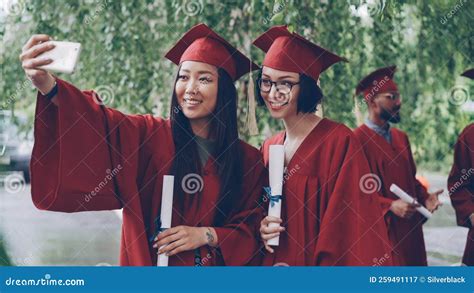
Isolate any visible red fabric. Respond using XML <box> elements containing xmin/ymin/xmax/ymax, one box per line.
<box><xmin>31</xmin><ymin>78</ymin><xmax>267</xmax><ymax>266</ymax></box>
<box><xmin>355</xmin><ymin>65</ymin><xmax>398</xmax><ymax>100</ymax></box>
<box><xmin>363</xmin><ymin>78</ymin><xmax>398</xmax><ymax>101</ymax></box>
<box><xmin>253</xmin><ymin>26</ymin><xmax>346</xmax><ymax>80</ymax></box>
<box><xmin>165</xmin><ymin>23</ymin><xmax>259</xmax><ymax>81</ymax></box>
<box><xmin>448</xmin><ymin>123</ymin><xmax>474</xmax><ymax>265</ymax></box>
<box><xmin>254</xmin><ymin>119</ymin><xmax>392</xmax><ymax>266</ymax></box>
<box><xmin>180</xmin><ymin>37</ymin><xmax>236</xmax><ymax>79</ymax></box>
<box><xmin>354</xmin><ymin>124</ymin><xmax>429</xmax><ymax>266</ymax></box>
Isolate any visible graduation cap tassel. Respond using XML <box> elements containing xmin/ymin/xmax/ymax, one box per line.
<box><xmin>316</xmin><ymin>102</ymin><xmax>324</xmax><ymax>118</ymax></box>
<box><xmin>315</xmin><ymin>78</ymin><xmax>324</xmax><ymax>118</ymax></box>
<box><xmin>353</xmin><ymin>93</ymin><xmax>364</xmax><ymax>127</ymax></box>
<box><xmin>247</xmin><ymin>68</ymin><xmax>259</xmax><ymax>136</ymax></box>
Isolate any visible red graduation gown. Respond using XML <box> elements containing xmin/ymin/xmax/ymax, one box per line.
<box><xmin>354</xmin><ymin>124</ymin><xmax>429</xmax><ymax>266</ymax></box>
<box><xmin>31</xmin><ymin>78</ymin><xmax>266</xmax><ymax>266</ymax></box>
<box><xmin>448</xmin><ymin>123</ymin><xmax>474</xmax><ymax>266</ymax></box>
<box><xmin>257</xmin><ymin>118</ymin><xmax>392</xmax><ymax>266</ymax></box>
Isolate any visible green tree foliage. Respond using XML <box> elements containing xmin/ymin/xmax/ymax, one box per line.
<box><xmin>1</xmin><ymin>0</ymin><xmax>472</xmax><ymax>171</ymax></box>
<box><xmin>0</xmin><ymin>237</ymin><xmax>12</xmax><ymax>266</ymax></box>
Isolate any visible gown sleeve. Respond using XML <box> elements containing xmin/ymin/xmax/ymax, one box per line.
<box><xmin>213</xmin><ymin>149</ymin><xmax>267</xmax><ymax>265</ymax></box>
<box><xmin>378</xmin><ymin>192</ymin><xmax>395</xmax><ymax>216</ymax></box>
<box><xmin>448</xmin><ymin>126</ymin><xmax>474</xmax><ymax>228</ymax></box>
<box><xmin>365</xmin><ymin>154</ymin><xmax>395</xmax><ymax>217</ymax></box>
<box><xmin>31</xmin><ymin>78</ymin><xmax>155</xmax><ymax>213</ymax></box>
<box><xmin>404</xmin><ymin>134</ymin><xmax>430</xmax><ymax>204</ymax></box>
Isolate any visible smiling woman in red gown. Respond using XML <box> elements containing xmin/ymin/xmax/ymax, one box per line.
<box><xmin>251</xmin><ymin>26</ymin><xmax>392</xmax><ymax>266</ymax></box>
<box><xmin>20</xmin><ymin>23</ymin><xmax>266</xmax><ymax>266</ymax></box>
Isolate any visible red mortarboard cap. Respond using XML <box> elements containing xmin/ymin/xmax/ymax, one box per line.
<box><xmin>461</xmin><ymin>68</ymin><xmax>474</xmax><ymax>79</ymax></box>
<box><xmin>356</xmin><ymin>65</ymin><xmax>399</xmax><ymax>101</ymax></box>
<box><xmin>165</xmin><ymin>23</ymin><xmax>259</xmax><ymax>81</ymax></box>
<box><xmin>252</xmin><ymin>25</ymin><xmax>347</xmax><ymax>81</ymax></box>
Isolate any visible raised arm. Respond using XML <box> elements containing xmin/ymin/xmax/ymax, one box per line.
<box><xmin>21</xmin><ymin>34</ymin><xmax>155</xmax><ymax>213</ymax></box>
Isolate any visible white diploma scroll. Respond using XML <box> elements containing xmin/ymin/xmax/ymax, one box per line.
<box><xmin>157</xmin><ymin>175</ymin><xmax>175</xmax><ymax>266</ymax></box>
<box><xmin>389</xmin><ymin>184</ymin><xmax>432</xmax><ymax>219</ymax></box>
<box><xmin>267</xmin><ymin>145</ymin><xmax>285</xmax><ymax>246</ymax></box>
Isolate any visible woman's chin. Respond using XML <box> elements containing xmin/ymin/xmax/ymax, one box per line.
<box><xmin>267</xmin><ymin>107</ymin><xmax>288</xmax><ymax>119</ymax></box>
<box><xmin>182</xmin><ymin>110</ymin><xmax>209</xmax><ymax>121</ymax></box>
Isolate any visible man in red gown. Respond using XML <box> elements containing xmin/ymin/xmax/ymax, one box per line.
<box><xmin>353</xmin><ymin>66</ymin><xmax>443</xmax><ymax>266</ymax></box>
<box><xmin>448</xmin><ymin>68</ymin><xmax>474</xmax><ymax>266</ymax></box>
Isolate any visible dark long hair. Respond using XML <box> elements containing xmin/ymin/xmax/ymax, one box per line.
<box><xmin>170</xmin><ymin>67</ymin><xmax>243</xmax><ymax>226</ymax></box>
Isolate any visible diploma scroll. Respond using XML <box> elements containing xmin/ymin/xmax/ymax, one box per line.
<box><xmin>267</xmin><ymin>145</ymin><xmax>285</xmax><ymax>246</ymax></box>
<box><xmin>389</xmin><ymin>184</ymin><xmax>432</xmax><ymax>219</ymax></box>
<box><xmin>157</xmin><ymin>175</ymin><xmax>175</xmax><ymax>266</ymax></box>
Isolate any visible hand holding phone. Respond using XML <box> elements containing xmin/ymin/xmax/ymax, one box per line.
<box><xmin>20</xmin><ymin>35</ymin><xmax>81</xmax><ymax>98</ymax></box>
<box><xmin>37</xmin><ymin>41</ymin><xmax>81</xmax><ymax>74</ymax></box>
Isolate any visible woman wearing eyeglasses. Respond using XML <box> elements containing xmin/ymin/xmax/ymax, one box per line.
<box><xmin>252</xmin><ymin>26</ymin><xmax>392</xmax><ymax>266</ymax></box>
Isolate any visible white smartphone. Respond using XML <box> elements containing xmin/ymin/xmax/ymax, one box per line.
<box><xmin>37</xmin><ymin>41</ymin><xmax>81</xmax><ymax>74</ymax></box>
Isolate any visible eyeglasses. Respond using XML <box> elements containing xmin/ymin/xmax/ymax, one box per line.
<box><xmin>380</xmin><ymin>92</ymin><xmax>401</xmax><ymax>101</ymax></box>
<box><xmin>257</xmin><ymin>78</ymin><xmax>300</xmax><ymax>95</ymax></box>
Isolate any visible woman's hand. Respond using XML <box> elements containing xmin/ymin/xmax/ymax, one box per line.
<box><xmin>260</xmin><ymin>216</ymin><xmax>285</xmax><ymax>253</ymax></box>
<box><xmin>153</xmin><ymin>226</ymin><xmax>218</xmax><ymax>256</ymax></box>
<box><xmin>20</xmin><ymin>34</ymin><xmax>56</xmax><ymax>94</ymax></box>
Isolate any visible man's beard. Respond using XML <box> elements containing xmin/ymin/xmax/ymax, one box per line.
<box><xmin>380</xmin><ymin>107</ymin><xmax>401</xmax><ymax>123</ymax></box>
